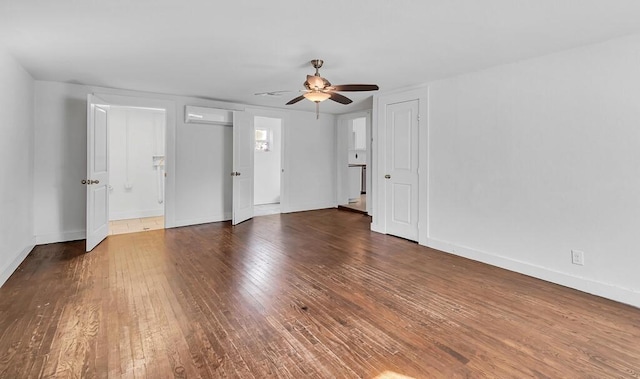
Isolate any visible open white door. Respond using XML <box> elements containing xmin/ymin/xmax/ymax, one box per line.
<box><xmin>384</xmin><ymin>99</ymin><xmax>419</xmax><ymax>241</ymax></box>
<box><xmin>232</xmin><ymin>111</ymin><xmax>254</xmax><ymax>225</ymax></box>
<box><xmin>86</xmin><ymin>94</ymin><xmax>110</xmax><ymax>251</ymax></box>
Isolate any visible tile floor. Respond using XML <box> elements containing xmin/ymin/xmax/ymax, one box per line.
<box><xmin>109</xmin><ymin>216</ymin><xmax>164</xmax><ymax>235</ymax></box>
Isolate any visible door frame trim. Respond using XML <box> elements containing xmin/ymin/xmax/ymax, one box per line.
<box><xmin>371</xmin><ymin>86</ymin><xmax>428</xmax><ymax>244</ymax></box>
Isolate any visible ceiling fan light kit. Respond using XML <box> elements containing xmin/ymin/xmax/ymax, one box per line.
<box><xmin>303</xmin><ymin>91</ymin><xmax>331</xmax><ymax>102</ymax></box>
<box><xmin>259</xmin><ymin>59</ymin><xmax>379</xmax><ymax>119</ymax></box>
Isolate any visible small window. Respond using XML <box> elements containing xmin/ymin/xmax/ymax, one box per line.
<box><xmin>255</xmin><ymin>128</ymin><xmax>270</xmax><ymax>151</ymax></box>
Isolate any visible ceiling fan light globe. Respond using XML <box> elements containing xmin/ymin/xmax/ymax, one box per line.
<box><xmin>303</xmin><ymin>91</ymin><xmax>331</xmax><ymax>102</ymax></box>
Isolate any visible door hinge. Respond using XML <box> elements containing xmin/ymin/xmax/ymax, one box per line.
<box><xmin>417</xmin><ymin>115</ymin><xmax>421</xmax><ymax>122</ymax></box>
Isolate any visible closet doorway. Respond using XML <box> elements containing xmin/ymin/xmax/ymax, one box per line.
<box><xmin>253</xmin><ymin>116</ymin><xmax>283</xmax><ymax>217</ymax></box>
<box><xmin>107</xmin><ymin>106</ymin><xmax>166</xmax><ymax>235</ymax></box>
<box><xmin>337</xmin><ymin>111</ymin><xmax>371</xmax><ymax>215</ymax></box>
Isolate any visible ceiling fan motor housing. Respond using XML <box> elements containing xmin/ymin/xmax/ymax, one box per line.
<box><xmin>311</xmin><ymin>59</ymin><xmax>324</xmax><ymax>70</ymax></box>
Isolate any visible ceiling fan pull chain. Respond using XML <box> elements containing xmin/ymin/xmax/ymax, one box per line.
<box><xmin>316</xmin><ymin>102</ymin><xmax>320</xmax><ymax>119</ymax></box>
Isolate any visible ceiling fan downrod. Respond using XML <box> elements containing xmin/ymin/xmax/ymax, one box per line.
<box><xmin>311</xmin><ymin>59</ymin><xmax>324</xmax><ymax>75</ymax></box>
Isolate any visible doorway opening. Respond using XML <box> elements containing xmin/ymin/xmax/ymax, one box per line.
<box><xmin>339</xmin><ymin>115</ymin><xmax>368</xmax><ymax>214</ymax></box>
<box><xmin>107</xmin><ymin>106</ymin><xmax>166</xmax><ymax>235</ymax></box>
<box><xmin>253</xmin><ymin>116</ymin><xmax>282</xmax><ymax>217</ymax></box>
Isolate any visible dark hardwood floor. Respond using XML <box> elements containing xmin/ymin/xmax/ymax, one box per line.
<box><xmin>0</xmin><ymin>209</ymin><xmax>639</xmax><ymax>378</ymax></box>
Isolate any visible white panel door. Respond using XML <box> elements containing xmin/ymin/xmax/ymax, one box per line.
<box><xmin>385</xmin><ymin>99</ymin><xmax>419</xmax><ymax>240</ymax></box>
<box><xmin>86</xmin><ymin>94</ymin><xmax>110</xmax><ymax>251</ymax></box>
<box><xmin>232</xmin><ymin>111</ymin><xmax>254</xmax><ymax>225</ymax></box>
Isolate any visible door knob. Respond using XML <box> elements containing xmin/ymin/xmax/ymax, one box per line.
<box><xmin>81</xmin><ymin>179</ymin><xmax>87</xmax><ymax>184</ymax></box>
<box><xmin>384</xmin><ymin>174</ymin><xmax>391</xmax><ymax>179</ymax></box>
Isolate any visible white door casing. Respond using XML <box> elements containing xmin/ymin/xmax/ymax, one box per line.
<box><xmin>336</xmin><ymin>114</ymin><xmax>351</xmax><ymax>206</ymax></box>
<box><xmin>384</xmin><ymin>99</ymin><xmax>419</xmax><ymax>241</ymax></box>
<box><xmin>232</xmin><ymin>111</ymin><xmax>254</xmax><ymax>225</ymax></box>
<box><xmin>86</xmin><ymin>94</ymin><xmax>110</xmax><ymax>251</ymax></box>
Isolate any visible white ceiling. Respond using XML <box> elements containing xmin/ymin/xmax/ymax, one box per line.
<box><xmin>2</xmin><ymin>0</ymin><xmax>640</xmax><ymax>114</ymax></box>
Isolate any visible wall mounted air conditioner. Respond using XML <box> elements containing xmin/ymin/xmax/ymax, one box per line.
<box><xmin>185</xmin><ymin>105</ymin><xmax>233</xmax><ymax>126</ymax></box>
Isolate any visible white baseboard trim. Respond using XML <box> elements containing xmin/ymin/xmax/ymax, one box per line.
<box><xmin>282</xmin><ymin>201</ymin><xmax>335</xmax><ymax>214</ymax></box>
<box><xmin>0</xmin><ymin>241</ymin><xmax>35</xmax><ymax>287</ymax></box>
<box><xmin>172</xmin><ymin>213</ymin><xmax>230</xmax><ymax>228</ymax></box>
<box><xmin>425</xmin><ymin>237</ymin><xmax>640</xmax><ymax>309</ymax></box>
<box><xmin>110</xmin><ymin>209</ymin><xmax>164</xmax><ymax>221</ymax></box>
<box><xmin>36</xmin><ymin>230</ymin><xmax>86</xmax><ymax>245</ymax></box>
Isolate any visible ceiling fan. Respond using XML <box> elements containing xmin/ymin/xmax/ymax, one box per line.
<box><xmin>256</xmin><ymin>59</ymin><xmax>379</xmax><ymax>118</ymax></box>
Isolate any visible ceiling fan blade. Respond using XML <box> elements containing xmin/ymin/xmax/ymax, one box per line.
<box><xmin>330</xmin><ymin>84</ymin><xmax>379</xmax><ymax>92</ymax></box>
<box><xmin>254</xmin><ymin>90</ymin><xmax>297</xmax><ymax>96</ymax></box>
<box><xmin>286</xmin><ymin>95</ymin><xmax>306</xmax><ymax>105</ymax></box>
<box><xmin>329</xmin><ymin>92</ymin><xmax>353</xmax><ymax>105</ymax></box>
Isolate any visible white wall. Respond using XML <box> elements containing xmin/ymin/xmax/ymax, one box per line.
<box><xmin>0</xmin><ymin>47</ymin><xmax>34</xmax><ymax>286</ymax></box>
<box><xmin>108</xmin><ymin>107</ymin><xmax>165</xmax><ymax>220</ymax></box>
<box><xmin>284</xmin><ymin>111</ymin><xmax>336</xmax><ymax>212</ymax></box>
<box><xmin>33</xmin><ymin>81</ymin><xmax>337</xmax><ymax>242</ymax></box>
<box><xmin>425</xmin><ymin>33</ymin><xmax>640</xmax><ymax>307</ymax></box>
<box><xmin>34</xmin><ymin>82</ymin><xmax>97</xmax><ymax>242</ymax></box>
<box><xmin>174</xmin><ymin>105</ymin><xmax>233</xmax><ymax>226</ymax></box>
<box><xmin>254</xmin><ymin>116</ymin><xmax>281</xmax><ymax>205</ymax></box>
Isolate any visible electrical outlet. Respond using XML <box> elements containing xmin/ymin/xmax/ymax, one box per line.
<box><xmin>571</xmin><ymin>250</ymin><xmax>585</xmax><ymax>266</ymax></box>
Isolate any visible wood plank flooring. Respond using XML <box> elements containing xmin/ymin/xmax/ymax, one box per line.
<box><xmin>0</xmin><ymin>209</ymin><xmax>639</xmax><ymax>378</ymax></box>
